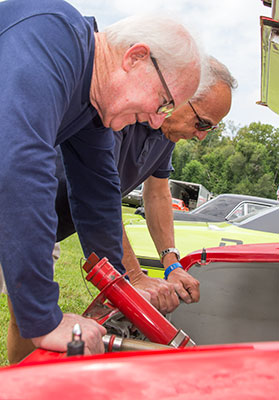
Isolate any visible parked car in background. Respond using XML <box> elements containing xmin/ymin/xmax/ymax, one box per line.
<box><xmin>172</xmin><ymin>198</ymin><xmax>189</xmax><ymax>212</ymax></box>
<box><xmin>172</xmin><ymin>193</ymin><xmax>279</xmax><ymax>222</ymax></box>
<box><xmin>135</xmin><ymin>193</ymin><xmax>278</xmax><ymax>221</ymax></box>
<box><xmin>122</xmin><ymin>179</ymin><xmax>211</xmax><ymax>210</ymax></box>
<box><xmin>124</xmin><ymin>205</ymin><xmax>279</xmax><ymax>278</ymax></box>
<box><xmin>169</xmin><ymin>179</ymin><xmax>211</xmax><ymax>210</ymax></box>
<box><xmin>122</xmin><ymin>183</ymin><xmax>143</xmax><ymax>207</ymax></box>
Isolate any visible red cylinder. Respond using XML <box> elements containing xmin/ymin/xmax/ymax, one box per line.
<box><xmin>84</xmin><ymin>254</ymin><xmax>181</xmax><ymax>345</ymax></box>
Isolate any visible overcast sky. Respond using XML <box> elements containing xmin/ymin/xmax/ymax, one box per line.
<box><xmin>65</xmin><ymin>0</ymin><xmax>278</xmax><ymax>129</ymax></box>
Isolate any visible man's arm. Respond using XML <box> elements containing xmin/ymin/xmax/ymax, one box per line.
<box><xmin>122</xmin><ymin>226</ymin><xmax>179</xmax><ymax>314</ymax></box>
<box><xmin>143</xmin><ymin>176</ymin><xmax>200</xmax><ymax>304</ymax></box>
<box><xmin>60</xmin><ymin>119</ymin><xmax>125</xmax><ymax>275</ymax></box>
<box><xmin>0</xmin><ymin>9</ymin><xmax>106</xmax><ymax>353</ymax></box>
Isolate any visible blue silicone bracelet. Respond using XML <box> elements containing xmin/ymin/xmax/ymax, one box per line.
<box><xmin>164</xmin><ymin>262</ymin><xmax>183</xmax><ymax>280</ymax></box>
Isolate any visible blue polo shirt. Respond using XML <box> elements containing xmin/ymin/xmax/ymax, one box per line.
<box><xmin>0</xmin><ymin>0</ymin><xmax>123</xmax><ymax>338</ymax></box>
<box><xmin>114</xmin><ymin>123</ymin><xmax>175</xmax><ymax>197</ymax></box>
<box><xmin>56</xmin><ymin>123</ymin><xmax>175</xmax><ymax>242</ymax></box>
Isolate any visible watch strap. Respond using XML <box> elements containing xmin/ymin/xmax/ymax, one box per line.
<box><xmin>160</xmin><ymin>247</ymin><xmax>180</xmax><ymax>262</ymax></box>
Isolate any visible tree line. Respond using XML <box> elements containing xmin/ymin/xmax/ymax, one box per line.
<box><xmin>170</xmin><ymin>122</ymin><xmax>279</xmax><ymax>200</ymax></box>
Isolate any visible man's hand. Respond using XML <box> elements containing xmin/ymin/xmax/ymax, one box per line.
<box><xmin>32</xmin><ymin>313</ymin><xmax>107</xmax><ymax>355</ymax></box>
<box><xmin>167</xmin><ymin>268</ymin><xmax>200</xmax><ymax>304</ymax></box>
<box><xmin>130</xmin><ymin>272</ymin><xmax>180</xmax><ymax>314</ymax></box>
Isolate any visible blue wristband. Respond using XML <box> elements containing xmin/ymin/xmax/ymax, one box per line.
<box><xmin>164</xmin><ymin>262</ymin><xmax>183</xmax><ymax>280</ymax></box>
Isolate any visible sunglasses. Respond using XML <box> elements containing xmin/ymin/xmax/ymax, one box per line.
<box><xmin>188</xmin><ymin>101</ymin><xmax>218</xmax><ymax>132</ymax></box>
<box><xmin>150</xmin><ymin>56</ymin><xmax>175</xmax><ymax>118</ymax></box>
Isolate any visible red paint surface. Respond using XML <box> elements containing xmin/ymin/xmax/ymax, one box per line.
<box><xmin>181</xmin><ymin>243</ymin><xmax>279</xmax><ymax>271</ymax></box>
<box><xmin>2</xmin><ymin>245</ymin><xmax>278</xmax><ymax>398</ymax></box>
<box><xmin>1</xmin><ymin>342</ymin><xmax>278</xmax><ymax>399</ymax></box>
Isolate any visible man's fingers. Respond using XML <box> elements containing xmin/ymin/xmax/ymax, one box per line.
<box><xmin>32</xmin><ymin>314</ymin><xmax>107</xmax><ymax>355</ymax></box>
<box><xmin>156</xmin><ymin>285</ymin><xmax>180</xmax><ymax>314</ymax></box>
<box><xmin>174</xmin><ymin>283</ymin><xmax>192</xmax><ymax>303</ymax></box>
<box><xmin>168</xmin><ymin>269</ymin><xmax>200</xmax><ymax>304</ymax></box>
<box><xmin>135</xmin><ymin>288</ymin><xmax>152</xmax><ymax>302</ymax></box>
<box><xmin>173</xmin><ymin>281</ymin><xmax>200</xmax><ymax>303</ymax></box>
<box><xmin>151</xmin><ymin>281</ymin><xmax>179</xmax><ymax>314</ymax></box>
<box><xmin>82</xmin><ymin>321</ymin><xmax>107</xmax><ymax>354</ymax></box>
<box><xmin>187</xmin><ymin>285</ymin><xmax>200</xmax><ymax>303</ymax></box>
<box><xmin>132</xmin><ymin>275</ymin><xmax>181</xmax><ymax>314</ymax></box>
<box><xmin>166</xmin><ymin>289</ymin><xmax>180</xmax><ymax>313</ymax></box>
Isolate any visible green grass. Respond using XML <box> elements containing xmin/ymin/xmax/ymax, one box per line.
<box><xmin>0</xmin><ymin>296</ymin><xmax>9</xmax><ymax>366</ymax></box>
<box><xmin>0</xmin><ymin>234</ymin><xmax>99</xmax><ymax>367</ymax></box>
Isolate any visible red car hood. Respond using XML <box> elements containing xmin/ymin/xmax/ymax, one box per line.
<box><xmin>0</xmin><ymin>342</ymin><xmax>278</xmax><ymax>400</ymax></box>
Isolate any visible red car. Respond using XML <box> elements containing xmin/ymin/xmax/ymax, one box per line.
<box><xmin>172</xmin><ymin>198</ymin><xmax>189</xmax><ymax>212</ymax></box>
<box><xmin>0</xmin><ymin>244</ymin><xmax>278</xmax><ymax>400</ymax></box>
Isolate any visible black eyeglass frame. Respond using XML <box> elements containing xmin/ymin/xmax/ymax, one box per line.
<box><xmin>150</xmin><ymin>56</ymin><xmax>175</xmax><ymax>117</ymax></box>
<box><xmin>188</xmin><ymin>100</ymin><xmax>218</xmax><ymax>132</ymax></box>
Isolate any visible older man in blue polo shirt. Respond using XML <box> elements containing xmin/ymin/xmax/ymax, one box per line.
<box><xmin>0</xmin><ymin>0</ymin><xmax>202</xmax><ymax>359</ymax></box>
<box><xmin>3</xmin><ymin>56</ymin><xmax>235</xmax><ymax>364</ymax></box>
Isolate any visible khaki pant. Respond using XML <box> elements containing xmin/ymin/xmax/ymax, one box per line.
<box><xmin>1</xmin><ymin>243</ymin><xmax>61</xmax><ymax>364</ymax></box>
<box><xmin>0</xmin><ymin>263</ymin><xmax>7</xmax><ymax>295</ymax></box>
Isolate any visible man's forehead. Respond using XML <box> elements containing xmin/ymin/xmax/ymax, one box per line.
<box><xmin>192</xmin><ymin>84</ymin><xmax>231</xmax><ymax>124</ymax></box>
<box><xmin>199</xmin><ymin>83</ymin><xmax>231</xmax><ymax>110</ymax></box>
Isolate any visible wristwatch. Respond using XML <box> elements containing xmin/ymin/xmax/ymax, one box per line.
<box><xmin>160</xmin><ymin>247</ymin><xmax>180</xmax><ymax>262</ymax></box>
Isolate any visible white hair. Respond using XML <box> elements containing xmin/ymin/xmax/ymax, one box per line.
<box><xmin>193</xmin><ymin>56</ymin><xmax>238</xmax><ymax>100</ymax></box>
<box><xmin>103</xmin><ymin>14</ymin><xmax>202</xmax><ymax>72</ymax></box>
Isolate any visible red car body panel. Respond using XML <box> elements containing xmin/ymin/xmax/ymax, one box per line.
<box><xmin>0</xmin><ymin>243</ymin><xmax>278</xmax><ymax>399</ymax></box>
<box><xmin>1</xmin><ymin>342</ymin><xmax>278</xmax><ymax>400</ymax></box>
<box><xmin>180</xmin><ymin>242</ymin><xmax>279</xmax><ymax>270</ymax></box>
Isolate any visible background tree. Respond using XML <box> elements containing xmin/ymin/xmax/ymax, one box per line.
<box><xmin>170</xmin><ymin>121</ymin><xmax>279</xmax><ymax>199</ymax></box>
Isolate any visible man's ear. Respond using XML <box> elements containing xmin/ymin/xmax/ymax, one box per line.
<box><xmin>122</xmin><ymin>43</ymin><xmax>150</xmax><ymax>72</ymax></box>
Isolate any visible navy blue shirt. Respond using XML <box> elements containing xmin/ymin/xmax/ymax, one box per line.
<box><xmin>114</xmin><ymin>123</ymin><xmax>175</xmax><ymax>197</ymax></box>
<box><xmin>56</xmin><ymin>123</ymin><xmax>175</xmax><ymax>241</ymax></box>
<box><xmin>0</xmin><ymin>0</ymin><xmax>123</xmax><ymax>338</ymax></box>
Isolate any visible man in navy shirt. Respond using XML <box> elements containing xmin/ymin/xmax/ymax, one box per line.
<box><xmin>52</xmin><ymin>57</ymin><xmax>235</xmax><ymax>315</ymax></box>
<box><xmin>122</xmin><ymin>66</ymin><xmax>236</xmax><ymax>311</ymax></box>
<box><xmin>3</xmin><ymin>57</ymin><xmax>235</xmax><ymax>364</ymax></box>
<box><xmin>0</xmin><ymin>0</ymin><xmax>202</xmax><ymax>357</ymax></box>
<box><xmin>57</xmin><ymin>60</ymin><xmax>235</xmax><ymax>310</ymax></box>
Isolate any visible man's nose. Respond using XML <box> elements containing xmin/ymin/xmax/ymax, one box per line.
<box><xmin>148</xmin><ymin>113</ymin><xmax>166</xmax><ymax>129</ymax></box>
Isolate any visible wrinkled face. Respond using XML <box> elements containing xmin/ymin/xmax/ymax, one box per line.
<box><xmin>161</xmin><ymin>82</ymin><xmax>232</xmax><ymax>143</ymax></box>
<box><xmin>96</xmin><ymin>57</ymin><xmax>200</xmax><ymax>132</ymax></box>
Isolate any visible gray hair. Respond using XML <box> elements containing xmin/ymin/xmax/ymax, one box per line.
<box><xmin>103</xmin><ymin>15</ymin><xmax>202</xmax><ymax>72</ymax></box>
<box><xmin>193</xmin><ymin>56</ymin><xmax>238</xmax><ymax>99</ymax></box>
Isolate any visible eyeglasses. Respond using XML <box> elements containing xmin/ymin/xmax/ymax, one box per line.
<box><xmin>150</xmin><ymin>56</ymin><xmax>175</xmax><ymax>118</ymax></box>
<box><xmin>188</xmin><ymin>101</ymin><xmax>218</xmax><ymax>132</ymax></box>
